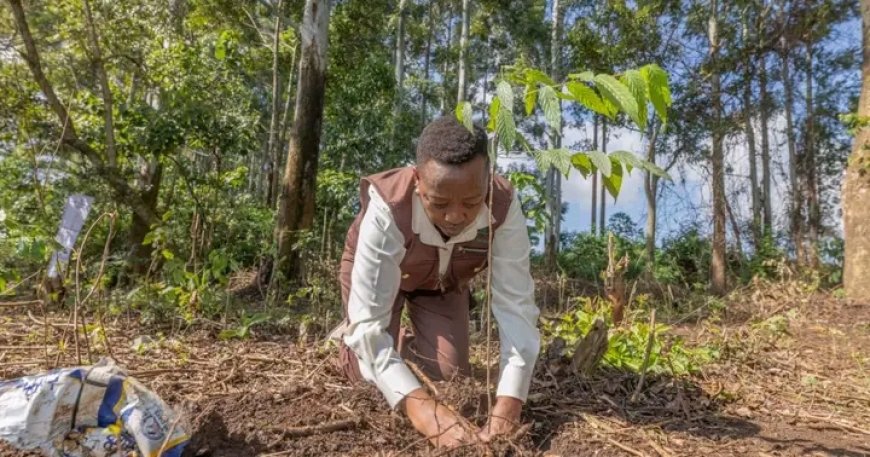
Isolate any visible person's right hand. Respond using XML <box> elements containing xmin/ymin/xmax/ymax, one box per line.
<box><xmin>403</xmin><ymin>388</ymin><xmax>475</xmax><ymax>448</ymax></box>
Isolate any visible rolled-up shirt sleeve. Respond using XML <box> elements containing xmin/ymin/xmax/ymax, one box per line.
<box><xmin>491</xmin><ymin>193</ymin><xmax>541</xmax><ymax>401</ymax></box>
<box><xmin>343</xmin><ymin>187</ymin><xmax>422</xmax><ymax>408</ymax></box>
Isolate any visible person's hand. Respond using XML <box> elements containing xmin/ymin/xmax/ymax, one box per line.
<box><xmin>403</xmin><ymin>388</ymin><xmax>475</xmax><ymax>448</ymax></box>
<box><xmin>477</xmin><ymin>396</ymin><xmax>523</xmax><ymax>442</ymax></box>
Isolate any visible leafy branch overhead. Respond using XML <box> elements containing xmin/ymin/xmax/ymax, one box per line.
<box><xmin>456</xmin><ymin>64</ymin><xmax>673</xmax><ymax>199</ymax></box>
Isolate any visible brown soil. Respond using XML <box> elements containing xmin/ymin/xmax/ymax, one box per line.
<box><xmin>1</xmin><ymin>282</ymin><xmax>869</xmax><ymax>456</ymax></box>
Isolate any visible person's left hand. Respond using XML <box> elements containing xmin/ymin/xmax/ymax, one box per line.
<box><xmin>477</xmin><ymin>396</ymin><xmax>523</xmax><ymax>442</ymax></box>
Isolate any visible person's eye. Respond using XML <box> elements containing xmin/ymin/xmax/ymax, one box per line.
<box><xmin>432</xmin><ymin>202</ymin><xmax>449</xmax><ymax>209</ymax></box>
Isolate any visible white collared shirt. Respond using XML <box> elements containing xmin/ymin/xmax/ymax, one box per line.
<box><xmin>343</xmin><ymin>185</ymin><xmax>541</xmax><ymax>408</ymax></box>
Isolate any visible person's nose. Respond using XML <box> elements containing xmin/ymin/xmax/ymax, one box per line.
<box><xmin>444</xmin><ymin>209</ymin><xmax>465</xmax><ymax>225</ymax></box>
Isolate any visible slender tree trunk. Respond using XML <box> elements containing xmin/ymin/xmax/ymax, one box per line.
<box><xmin>805</xmin><ymin>36</ymin><xmax>820</xmax><ymax>267</ymax></box>
<box><xmin>644</xmin><ymin>122</ymin><xmax>660</xmax><ymax>268</ymax></box>
<box><xmin>843</xmin><ymin>0</ymin><xmax>870</xmax><ymax>301</ymax></box>
<box><xmin>440</xmin><ymin>6</ymin><xmax>453</xmax><ymax>114</ymax></box>
<box><xmin>82</xmin><ymin>0</ymin><xmax>117</xmax><ymax>168</ymax></box>
<box><xmin>273</xmin><ymin>0</ymin><xmax>331</xmax><ymax>287</ymax></box>
<box><xmin>725</xmin><ymin>190</ymin><xmax>744</xmax><ymax>260</ymax></box>
<box><xmin>420</xmin><ymin>0</ymin><xmax>434</xmax><ymax>127</ymax></box>
<box><xmin>267</xmin><ymin>0</ymin><xmax>285</xmax><ymax>207</ymax></box>
<box><xmin>456</xmin><ymin>0</ymin><xmax>470</xmax><ymax>104</ymax></box>
<box><xmin>599</xmin><ymin>119</ymin><xmax>607</xmax><ymax>235</ymax></box>
<box><xmin>543</xmin><ymin>0</ymin><xmax>563</xmax><ymax>270</ymax></box>
<box><xmin>742</xmin><ymin>14</ymin><xmax>761</xmax><ymax>251</ymax></box>
<box><xmin>277</xmin><ymin>47</ymin><xmax>298</xmax><ymax>178</ymax></box>
<box><xmin>395</xmin><ymin>0</ymin><xmax>407</xmax><ymax>91</ymax></box>
<box><xmin>759</xmin><ymin>54</ymin><xmax>773</xmax><ymax>235</ymax></box>
<box><xmin>709</xmin><ymin>0</ymin><xmax>727</xmax><ymax>295</ymax></box>
<box><xmin>781</xmin><ymin>38</ymin><xmax>804</xmax><ymax>264</ymax></box>
<box><xmin>591</xmin><ymin>115</ymin><xmax>598</xmax><ymax>234</ymax></box>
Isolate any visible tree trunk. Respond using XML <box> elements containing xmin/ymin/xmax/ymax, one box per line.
<box><xmin>742</xmin><ymin>14</ymin><xmax>761</xmax><ymax>251</ymax></box>
<box><xmin>267</xmin><ymin>0</ymin><xmax>285</xmax><ymax>207</ymax></box>
<box><xmin>420</xmin><ymin>0</ymin><xmax>434</xmax><ymax>127</ymax></box>
<box><xmin>805</xmin><ymin>36</ymin><xmax>821</xmax><ymax>268</ymax></box>
<box><xmin>599</xmin><ymin>118</ymin><xmax>607</xmax><ymax>235</ymax></box>
<box><xmin>128</xmin><ymin>157</ymin><xmax>163</xmax><ymax>275</ymax></box>
<box><xmin>591</xmin><ymin>115</ymin><xmax>598</xmax><ymax>234</ymax></box>
<box><xmin>456</xmin><ymin>0</ymin><xmax>470</xmax><ymax>104</ymax></box>
<box><xmin>759</xmin><ymin>54</ymin><xmax>773</xmax><ymax>235</ymax></box>
<box><xmin>277</xmin><ymin>47</ymin><xmax>298</xmax><ymax>183</ymax></box>
<box><xmin>781</xmin><ymin>38</ymin><xmax>804</xmax><ymax>264</ymax></box>
<box><xmin>543</xmin><ymin>0</ymin><xmax>563</xmax><ymax>270</ymax></box>
<box><xmin>725</xmin><ymin>190</ymin><xmax>744</xmax><ymax>260</ymax></box>
<box><xmin>439</xmin><ymin>5</ymin><xmax>453</xmax><ymax>114</ymax></box>
<box><xmin>644</xmin><ymin>122</ymin><xmax>660</xmax><ymax>268</ymax></box>
<box><xmin>82</xmin><ymin>0</ymin><xmax>117</xmax><ymax>168</ymax></box>
<box><xmin>842</xmin><ymin>0</ymin><xmax>870</xmax><ymax>301</ymax></box>
<box><xmin>709</xmin><ymin>0</ymin><xmax>727</xmax><ymax>295</ymax></box>
<box><xmin>273</xmin><ymin>0</ymin><xmax>331</xmax><ymax>287</ymax></box>
<box><xmin>395</xmin><ymin>0</ymin><xmax>407</xmax><ymax>91</ymax></box>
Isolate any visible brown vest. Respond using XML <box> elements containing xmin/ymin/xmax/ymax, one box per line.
<box><xmin>340</xmin><ymin>166</ymin><xmax>514</xmax><ymax>293</ymax></box>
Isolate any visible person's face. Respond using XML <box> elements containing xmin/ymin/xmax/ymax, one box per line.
<box><xmin>414</xmin><ymin>155</ymin><xmax>488</xmax><ymax>238</ymax></box>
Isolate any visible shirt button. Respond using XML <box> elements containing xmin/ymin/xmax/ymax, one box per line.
<box><xmin>402</xmin><ymin>273</ymin><xmax>410</xmax><ymax>279</ymax></box>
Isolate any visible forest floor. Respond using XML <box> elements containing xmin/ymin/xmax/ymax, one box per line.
<box><xmin>1</xmin><ymin>280</ymin><xmax>869</xmax><ymax>457</ymax></box>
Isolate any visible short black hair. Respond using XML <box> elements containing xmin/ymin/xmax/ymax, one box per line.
<box><xmin>416</xmin><ymin>116</ymin><xmax>488</xmax><ymax>165</ymax></box>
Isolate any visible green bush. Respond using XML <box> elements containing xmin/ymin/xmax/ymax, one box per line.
<box><xmin>541</xmin><ymin>298</ymin><xmax>717</xmax><ymax>375</ymax></box>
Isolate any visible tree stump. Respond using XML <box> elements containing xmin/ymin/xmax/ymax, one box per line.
<box><xmin>569</xmin><ymin>318</ymin><xmax>609</xmax><ymax>376</ymax></box>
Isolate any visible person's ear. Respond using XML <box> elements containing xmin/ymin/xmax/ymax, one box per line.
<box><xmin>412</xmin><ymin>166</ymin><xmax>420</xmax><ymax>193</ymax></box>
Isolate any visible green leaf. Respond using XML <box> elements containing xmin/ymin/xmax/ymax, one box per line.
<box><xmin>642</xmin><ymin>160</ymin><xmax>672</xmax><ymax>181</ymax></box>
<box><xmin>487</xmin><ymin>97</ymin><xmax>501</xmax><ymax>132</ymax></box>
<box><xmin>620</xmin><ymin>69</ymin><xmax>648</xmax><ymax>130</ymax></box>
<box><xmin>641</xmin><ymin>64</ymin><xmax>672</xmax><ymax>125</ymax></box>
<box><xmin>566</xmin><ymin>81</ymin><xmax>612</xmax><ymax>117</ymax></box>
<box><xmin>594</xmin><ymin>74</ymin><xmax>640</xmax><ymax>127</ymax></box>
<box><xmin>524</xmin><ymin>84</ymin><xmax>537</xmax><ymax>116</ymax></box>
<box><xmin>608</xmin><ymin>150</ymin><xmax>644</xmax><ymax>174</ymax></box>
<box><xmin>568</xmin><ymin>71</ymin><xmax>594</xmax><ymax>82</ymax></box>
<box><xmin>497</xmin><ymin>80</ymin><xmax>514</xmax><ymax>112</ymax></box>
<box><xmin>586</xmin><ymin>150</ymin><xmax>612</xmax><ymax>177</ymax></box>
<box><xmin>538</xmin><ymin>85</ymin><xmax>561</xmax><ymax>132</ymax></box>
<box><xmin>570</xmin><ymin>152</ymin><xmax>593</xmax><ymax>177</ymax></box>
<box><xmin>525</xmin><ymin>68</ymin><xmax>556</xmax><ymax>86</ymax></box>
<box><xmin>534</xmin><ymin>148</ymin><xmax>572</xmax><ymax>177</ymax></box>
<box><xmin>603</xmin><ymin>160</ymin><xmax>624</xmax><ymax>199</ymax></box>
<box><xmin>495</xmin><ymin>105</ymin><xmax>516</xmax><ymax>152</ymax></box>
<box><xmin>215</xmin><ymin>41</ymin><xmax>226</xmax><ymax>60</ymax></box>
<box><xmin>455</xmin><ymin>101</ymin><xmax>473</xmax><ymax>132</ymax></box>
<box><xmin>161</xmin><ymin>249</ymin><xmax>175</xmax><ymax>260</ymax></box>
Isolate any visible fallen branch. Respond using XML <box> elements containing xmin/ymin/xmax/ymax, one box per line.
<box><xmin>157</xmin><ymin>414</ymin><xmax>183</xmax><ymax>456</ymax></box>
<box><xmin>0</xmin><ymin>300</ymin><xmax>43</xmax><ymax>307</ymax></box>
<box><xmin>606</xmin><ymin>437</ymin><xmax>647</xmax><ymax>457</ymax></box>
<box><xmin>273</xmin><ymin>417</ymin><xmax>360</xmax><ymax>439</ymax></box>
<box><xmin>803</xmin><ymin>413</ymin><xmax>870</xmax><ymax>436</ymax></box>
<box><xmin>407</xmin><ymin>360</ymin><xmax>440</xmax><ymax>397</ymax></box>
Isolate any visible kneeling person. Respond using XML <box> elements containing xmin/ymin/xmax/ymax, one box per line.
<box><xmin>335</xmin><ymin>116</ymin><xmax>540</xmax><ymax>447</ymax></box>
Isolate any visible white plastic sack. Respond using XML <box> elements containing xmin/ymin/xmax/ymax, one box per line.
<box><xmin>0</xmin><ymin>358</ymin><xmax>188</xmax><ymax>457</ymax></box>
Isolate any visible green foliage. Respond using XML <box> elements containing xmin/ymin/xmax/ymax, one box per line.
<box><xmin>219</xmin><ymin>313</ymin><xmax>270</xmax><ymax>340</ymax></box>
<box><xmin>505</xmin><ymin>170</ymin><xmax>547</xmax><ymax>242</ymax></box>
<box><xmin>654</xmin><ymin>227</ymin><xmax>712</xmax><ymax>290</ymax></box>
<box><xmin>541</xmin><ymin>299</ymin><xmax>717</xmax><ymax>375</ymax></box>
<box><xmin>559</xmin><ymin>229</ymin><xmax>645</xmax><ymax>282</ymax></box>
